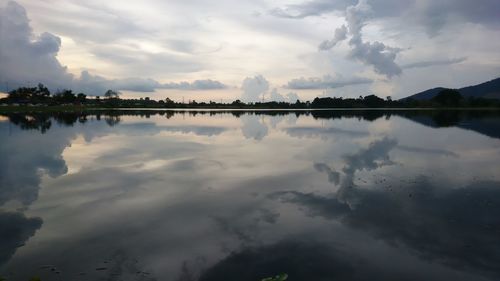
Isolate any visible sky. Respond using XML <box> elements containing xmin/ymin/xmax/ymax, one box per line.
<box><xmin>0</xmin><ymin>0</ymin><xmax>499</xmax><ymax>102</ymax></box>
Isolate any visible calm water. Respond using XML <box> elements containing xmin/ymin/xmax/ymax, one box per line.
<box><xmin>1</xmin><ymin>110</ymin><xmax>500</xmax><ymax>281</ymax></box>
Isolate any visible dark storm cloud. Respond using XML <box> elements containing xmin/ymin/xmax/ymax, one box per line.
<box><xmin>286</xmin><ymin>75</ymin><xmax>372</xmax><ymax>89</ymax></box>
<box><xmin>0</xmin><ymin>1</ymin><xmax>74</xmax><ymax>89</ymax></box>
<box><xmin>0</xmin><ymin>1</ymin><xmax>225</xmax><ymax>95</ymax></box>
<box><xmin>197</xmin><ymin>238</ymin><xmax>471</xmax><ymax>281</ymax></box>
<box><xmin>198</xmin><ymin>240</ymin><xmax>358</xmax><ymax>281</ymax></box>
<box><xmin>0</xmin><ymin>121</ymin><xmax>70</xmax><ymax>207</ymax></box>
<box><xmin>0</xmin><ymin>212</ymin><xmax>43</xmax><ymax>267</ymax></box>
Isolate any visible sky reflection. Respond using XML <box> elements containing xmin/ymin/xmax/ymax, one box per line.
<box><xmin>0</xmin><ymin>110</ymin><xmax>499</xmax><ymax>281</ymax></box>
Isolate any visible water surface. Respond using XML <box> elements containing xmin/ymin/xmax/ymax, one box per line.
<box><xmin>1</xmin><ymin>110</ymin><xmax>500</xmax><ymax>281</ymax></box>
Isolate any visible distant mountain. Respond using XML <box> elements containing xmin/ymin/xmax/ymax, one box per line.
<box><xmin>403</xmin><ymin>77</ymin><xmax>500</xmax><ymax>100</ymax></box>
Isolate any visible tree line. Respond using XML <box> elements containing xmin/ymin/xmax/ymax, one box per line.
<box><xmin>1</xmin><ymin>84</ymin><xmax>499</xmax><ymax>108</ymax></box>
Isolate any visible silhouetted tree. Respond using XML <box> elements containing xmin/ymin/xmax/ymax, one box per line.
<box><xmin>104</xmin><ymin>89</ymin><xmax>121</xmax><ymax>99</ymax></box>
<box><xmin>432</xmin><ymin>89</ymin><xmax>463</xmax><ymax>106</ymax></box>
<box><xmin>54</xmin><ymin>89</ymin><xmax>76</xmax><ymax>103</ymax></box>
<box><xmin>76</xmin><ymin>93</ymin><xmax>87</xmax><ymax>103</ymax></box>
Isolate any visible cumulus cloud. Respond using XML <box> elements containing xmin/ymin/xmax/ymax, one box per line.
<box><xmin>269</xmin><ymin>88</ymin><xmax>286</xmax><ymax>102</ymax></box>
<box><xmin>281</xmin><ymin>0</ymin><xmax>403</xmax><ymax>78</ymax></box>
<box><xmin>348</xmin><ymin>34</ymin><xmax>403</xmax><ymax>77</ymax></box>
<box><xmin>401</xmin><ymin>57</ymin><xmax>467</xmax><ymax>69</ymax></box>
<box><xmin>0</xmin><ymin>1</ymin><xmax>74</xmax><ymax>89</ymax></box>
<box><xmin>319</xmin><ymin>25</ymin><xmax>348</xmax><ymax>50</ymax></box>
<box><xmin>273</xmin><ymin>0</ymin><xmax>499</xmax><ymax>78</ymax></box>
<box><xmin>0</xmin><ymin>1</ymin><xmax>225</xmax><ymax>95</ymax></box>
<box><xmin>241</xmin><ymin>75</ymin><xmax>269</xmax><ymax>102</ymax></box>
<box><xmin>286</xmin><ymin>92</ymin><xmax>301</xmax><ymax>102</ymax></box>
<box><xmin>286</xmin><ymin>75</ymin><xmax>372</xmax><ymax>89</ymax></box>
<box><xmin>321</xmin><ymin>0</ymin><xmax>403</xmax><ymax>78</ymax></box>
<box><xmin>240</xmin><ymin>114</ymin><xmax>269</xmax><ymax>140</ymax></box>
<box><xmin>268</xmin><ymin>88</ymin><xmax>303</xmax><ymax>102</ymax></box>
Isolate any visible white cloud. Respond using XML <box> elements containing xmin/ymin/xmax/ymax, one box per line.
<box><xmin>286</xmin><ymin>92</ymin><xmax>301</xmax><ymax>102</ymax></box>
<box><xmin>241</xmin><ymin>75</ymin><xmax>269</xmax><ymax>102</ymax></box>
<box><xmin>269</xmin><ymin>88</ymin><xmax>286</xmax><ymax>102</ymax></box>
<box><xmin>286</xmin><ymin>75</ymin><xmax>372</xmax><ymax>89</ymax></box>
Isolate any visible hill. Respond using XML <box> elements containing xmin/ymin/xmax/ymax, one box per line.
<box><xmin>403</xmin><ymin>77</ymin><xmax>500</xmax><ymax>100</ymax></box>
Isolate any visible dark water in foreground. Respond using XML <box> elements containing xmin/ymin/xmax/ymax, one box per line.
<box><xmin>1</xmin><ymin>110</ymin><xmax>500</xmax><ymax>281</ymax></box>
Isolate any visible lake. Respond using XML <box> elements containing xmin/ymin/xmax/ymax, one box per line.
<box><xmin>1</xmin><ymin>110</ymin><xmax>500</xmax><ymax>281</ymax></box>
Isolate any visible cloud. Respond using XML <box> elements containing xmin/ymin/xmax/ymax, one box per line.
<box><xmin>314</xmin><ymin>163</ymin><xmax>341</xmax><ymax>185</ymax></box>
<box><xmin>396</xmin><ymin>145</ymin><xmax>459</xmax><ymax>158</ymax></box>
<box><xmin>241</xmin><ymin>75</ymin><xmax>269</xmax><ymax>102</ymax></box>
<box><xmin>401</xmin><ymin>57</ymin><xmax>467</xmax><ymax>69</ymax></box>
<box><xmin>348</xmin><ymin>35</ymin><xmax>403</xmax><ymax>78</ymax></box>
<box><xmin>268</xmin><ymin>0</ymin><xmax>351</xmax><ymax>19</ymax></box>
<box><xmin>268</xmin><ymin>0</ymin><xmax>412</xmax><ymax>20</ymax></box>
<box><xmin>0</xmin><ymin>1</ymin><xmax>225</xmax><ymax>95</ymax></box>
<box><xmin>240</xmin><ymin>114</ymin><xmax>269</xmax><ymax>141</ymax></box>
<box><xmin>272</xmin><ymin>180</ymin><xmax>500</xmax><ymax>278</ymax></box>
<box><xmin>286</xmin><ymin>92</ymin><xmax>301</xmax><ymax>102</ymax></box>
<box><xmin>77</xmin><ymin>71</ymin><xmax>226</xmax><ymax>94</ymax></box>
<box><xmin>319</xmin><ymin>25</ymin><xmax>348</xmax><ymax>50</ymax></box>
<box><xmin>197</xmin><ymin>238</ymin><xmax>464</xmax><ymax>281</ymax></box>
<box><xmin>0</xmin><ymin>117</ymin><xmax>70</xmax><ymax>207</ymax></box>
<box><xmin>337</xmin><ymin>0</ymin><xmax>403</xmax><ymax>78</ymax></box>
<box><xmin>0</xmin><ymin>212</ymin><xmax>43</xmax><ymax>267</ymax></box>
<box><xmin>269</xmin><ymin>88</ymin><xmax>286</xmax><ymax>102</ymax></box>
<box><xmin>273</xmin><ymin>0</ymin><xmax>498</xmax><ymax>79</ymax></box>
<box><xmin>269</xmin><ymin>0</ymin><xmax>500</xmax><ymax>33</ymax></box>
<box><xmin>0</xmin><ymin>1</ymin><xmax>74</xmax><ymax>89</ymax></box>
<box><xmin>160</xmin><ymin>79</ymin><xmax>227</xmax><ymax>90</ymax></box>
<box><xmin>268</xmin><ymin>89</ymin><xmax>303</xmax><ymax>102</ymax></box>
<box><xmin>319</xmin><ymin>137</ymin><xmax>397</xmax><ymax>204</ymax></box>
<box><xmin>286</xmin><ymin>75</ymin><xmax>373</xmax><ymax>89</ymax></box>
<box><xmin>76</xmin><ymin>71</ymin><xmax>162</xmax><ymax>93</ymax></box>
<box><xmin>285</xmin><ymin>126</ymin><xmax>369</xmax><ymax>139</ymax></box>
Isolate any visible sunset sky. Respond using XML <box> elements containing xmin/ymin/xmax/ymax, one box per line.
<box><xmin>1</xmin><ymin>0</ymin><xmax>499</xmax><ymax>102</ymax></box>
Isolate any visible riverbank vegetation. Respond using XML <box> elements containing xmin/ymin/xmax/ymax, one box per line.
<box><xmin>1</xmin><ymin>84</ymin><xmax>499</xmax><ymax>110</ymax></box>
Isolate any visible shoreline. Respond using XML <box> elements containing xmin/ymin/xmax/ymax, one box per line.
<box><xmin>1</xmin><ymin>105</ymin><xmax>500</xmax><ymax>113</ymax></box>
